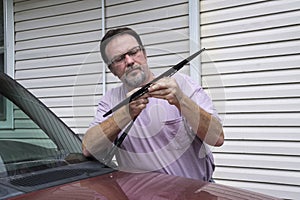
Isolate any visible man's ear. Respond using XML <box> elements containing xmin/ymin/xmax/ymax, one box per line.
<box><xmin>143</xmin><ymin>49</ymin><xmax>147</xmax><ymax>59</ymax></box>
<box><xmin>112</xmin><ymin>71</ymin><xmax>118</xmax><ymax>77</ymax></box>
<box><xmin>108</xmin><ymin>66</ymin><xmax>117</xmax><ymax>76</ymax></box>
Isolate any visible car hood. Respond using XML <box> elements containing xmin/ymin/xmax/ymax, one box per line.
<box><xmin>9</xmin><ymin>171</ymin><xmax>281</xmax><ymax>200</ymax></box>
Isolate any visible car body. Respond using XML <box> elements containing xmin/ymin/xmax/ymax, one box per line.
<box><xmin>0</xmin><ymin>72</ymin><xmax>281</xmax><ymax>200</ymax></box>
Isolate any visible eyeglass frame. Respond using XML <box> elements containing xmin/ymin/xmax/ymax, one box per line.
<box><xmin>107</xmin><ymin>46</ymin><xmax>144</xmax><ymax>69</ymax></box>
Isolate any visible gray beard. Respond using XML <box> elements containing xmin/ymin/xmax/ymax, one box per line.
<box><xmin>123</xmin><ymin>70</ymin><xmax>146</xmax><ymax>88</ymax></box>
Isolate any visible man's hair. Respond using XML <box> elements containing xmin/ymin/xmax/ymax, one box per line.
<box><xmin>100</xmin><ymin>27</ymin><xmax>144</xmax><ymax>64</ymax></box>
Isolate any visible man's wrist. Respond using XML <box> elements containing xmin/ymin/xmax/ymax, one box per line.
<box><xmin>112</xmin><ymin>106</ymin><xmax>132</xmax><ymax>129</ymax></box>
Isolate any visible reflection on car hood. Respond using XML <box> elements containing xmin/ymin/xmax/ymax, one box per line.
<box><xmin>9</xmin><ymin>171</ymin><xmax>281</xmax><ymax>200</ymax></box>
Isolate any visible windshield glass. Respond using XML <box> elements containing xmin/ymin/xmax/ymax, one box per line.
<box><xmin>0</xmin><ymin>95</ymin><xmax>85</xmax><ymax>178</ymax></box>
<box><xmin>0</xmin><ymin>73</ymin><xmax>86</xmax><ymax>178</ymax></box>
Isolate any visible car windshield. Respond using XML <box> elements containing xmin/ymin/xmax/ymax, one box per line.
<box><xmin>0</xmin><ymin>73</ymin><xmax>116</xmax><ymax>199</ymax></box>
<box><xmin>0</xmin><ymin>73</ymin><xmax>86</xmax><ymax>178</ymax></box>
<box><xmin>0</xmin><ymin>96</ymin><xmax>81</xmax><ymax>177</ymax></box>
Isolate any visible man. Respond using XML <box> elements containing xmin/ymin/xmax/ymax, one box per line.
<box><xmin>82</xmin><ymin>27</ymin><xmax>224</xmax><ymax>181</ymax></box>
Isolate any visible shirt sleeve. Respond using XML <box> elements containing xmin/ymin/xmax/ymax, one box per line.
<box><xmin>89</xmin><ymin>86</ymin><xmax>125</xmax><ymax>127</ymax></box>
<box><xmin>174</xmin><ymin>73</ymin><xmax>222</xmax><ymax>123</ymax></box>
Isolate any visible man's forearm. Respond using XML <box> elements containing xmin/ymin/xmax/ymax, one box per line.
<box><xmin>82</xmin><ymin>106</ymin><xmax>132</xmax><ymax>157</ymax></box>
<box><xmin>179</xmin><ymin>95</ymin><xmax>224</xmax><ymax>147</ymax></box>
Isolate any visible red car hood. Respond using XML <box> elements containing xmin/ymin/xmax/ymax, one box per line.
<box><xmin>9</xmin><ymin>171</ymin><xmax>280</xmax><ymax>200</ymax></box>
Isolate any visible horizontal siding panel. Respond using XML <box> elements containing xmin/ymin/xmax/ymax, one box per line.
<box><xmin>0</xmin><ymin>129</ymin><xmax>48</xmax><ymax>139</ymax></box>
<box><xmin>203</xmin><ymin>40</ymin><xmax>300</xmax><ymax>62</ymax></box>
<box><xmin>202</xmin><ymin>10</ymin><xmax>300</xmax><ymax>37</ymax></box>
<box><xmin>15</xmin><ymin>52</ymin><xmax>102</xmax><ymax>70</ymax></box>
<box><xmin>202</xmin><ymin>26</ymin><xmax>300</xmax><ymax>49</ymax></box>
<box><xmin>214</xmin><ymin>141</ymin><xmax>300</xmax><ymax>156</ymax></box>
<box><xmin>214</xmin><ymin>153</ymin><xmax>300</xmax><ymax>171</ymax></box>
<box><xmin>223</xmin><ymin>127</ymin><xmax>300</xmax><ymax>141</ymax></box>
<box><xmin>16</xmin><ymin>32</ymin><xmax>100</xmax><ymax>51</ymax></box>
<box><xmin>202</xmin><ymin>1</ymin><xmax>300</xmax><ymax>24</ymax></box>
<box><xmin>14</xmin><ymin>0</ymin><xmax>78</xmax><ymax>12</ymax></box>
<box><xmin>146</xmin><ymin>40</ymin><xmax>189</xmax><ymax>56</ymax></box>
<box><xmin>129</xmin><ymin>16</ymin><xmax>188</xmax><ymax>35</ymax></box>
<box><xmin>16</xmin><ymin>20</ymin><xmax>102</xmax><ymax>41</ymax></box>
<box><xmin>0</xmin><ymin>139</ymin><xmax>57</xmax><ymax>148</ymax></box>
<box><xmin>224</xmin><ymin>113</ymin><xmax>300</xmax><ymax>126</ymax></box>
<box><xmin>50</xmin><ymin>107</ymin><xmax>94</xmax><ymax>118</ymax></box>
<box><xmin>105</xmin><ymin>0</ymin><xmax>145</xmax><ymax>7</ymax></box>
<box><xmin>147</xmin><ymin>41</ymin><xmax>189</xmax><ymax>58</ymax></box>
<box><xmin>75</xmin><ymin>129</ymin><xmax>90</xmax><ymax>137</ymax></box>
<box><xmin>106</xmin><ymin>0</ymin><xmax>186</xmax><ymax>17</ymax></box>
<box><xmin>214</xmin><ymin>167</ymin><xmax>300</xmax><ymax>186</ymax></box>
<box><xmin>142</xmin><ymin>28</ymin><xmax>189</xmax><ymax>47</ymax></box>
<box><xmin>205</xmin><ymin>69</ymin><xmax>300</xmax><ymax>87</ymax></box>
<box><xmin>217</xmin><ymin>98</ymin><xmax>300</xmax><ymax>113</ymax></box>
<box><xmin>202</xmin><ymin>55</ymin><xmax>300</xmax><ymax>75</ymax></box>
<box><xmin>15</xmin><ymin>9</ymin><xmax>101</xmax><ymax>32</ymax></box>
<box><xmin>214</xmin><ymin>180</ymin><xmax>299</xmax><ymax>200</ymax></box>
<box><xmin>15</xmin><ymin>0</ymin><xmax>101</xmax><ymax>22</ymax></box>
<box><xmin>15</xmin><ymin>119</ymin><xmax>39</xmax><ymax>129</ymax></box>
<box><xmin>105</xmin><ymin>77</ymin><xmax>121</xmax><ymax>85</ymax></box>
<box><xmin>207</xmin><ymin>84</ymin><xmax>300</xmax><ymax>100</ymax></box>
<box><xmin>18</xmin><ymin>74</ymin><xmax>103</xmax><ymax>89</ymax></box>
<box><xmin>106</xmin><ymin>4</ymin><xmax>188</xmax><ymax>27</ymax></box>
<box><xmin>16</xmin><ymin>63</ymin><xmax>104</xmax><ymax>79</ymax></box>
<box><xmin>39</xmin><ymin>95</ymin><xmax>101</xmax><ymax>108</ymax></box>
<box><xmin>16</xmin><ymin>41</ymin><xmax>100</xmax><ymax>60</ymax></box>
<box><xmin>61</xmin><ymin>117</ymin><xmax>94</xmax><ymax>128</ymax></box>
<box><xmin>148</xmin><ymin>53</ymin><xmax>189</xmax><ymax>67</ymax></box>
<box><xmin>201</xmin><ymin>0</ymin><xmax>268</xmax><ymax>12</ymax></box>
<box><xmin>29</xmin><ymin>85</ymin><xmax>103</xmax><ymax>98</ymax></box>
<box><xmin>14</xmin><ymin>109</ymin><xmax>28</xmax><ymax>118</ymax></box>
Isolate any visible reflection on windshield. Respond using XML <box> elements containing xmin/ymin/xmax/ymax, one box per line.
<box><xmin>0</xmin><ymin>96</ymin><xmax>83</xmax><ymax>178</ymax></box>
<box><xmin>0</xmin><ymin>73</ymin><xmax>111</xmax><ymax>199</ymax></box>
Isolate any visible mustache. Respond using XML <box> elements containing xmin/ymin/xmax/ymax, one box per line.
<box><xmin>125</xmin><ymin>65</ymin><xmax>143</xmax><ymax>74</ymax></box>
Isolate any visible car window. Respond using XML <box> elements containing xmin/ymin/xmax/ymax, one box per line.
<box><xmin>0</xmin><ymin>73</ymin><xmax>87</xmax><ymax>178</ymax></box>
<box><xmin>0</xmin><ymin>96</ymin><xmax>73</xmax><ymax>177</ymax></box>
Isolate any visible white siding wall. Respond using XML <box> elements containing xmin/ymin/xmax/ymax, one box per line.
<box><xmin>14</xmin><ymin>0</ymin><xmax>104</xmax><ymax>137</ymax></box>
<box><xmin>13</xmin><ymin>0</ymin><xmax>299</xmax><ymax>199</ymax></box>
<box><xmin>200</xmin><ymin>1</ymin><xmax>300</xmax><ymax>199</ymax></box>
<box><xmin>104</xmin><ymin>0</ymin><xmax>191</xmax><ymax>89</ymax></box>
<box><xmin>14</xmin><ymin>0</ymin><xmax>191</xmax><ymax>138</ymax></box>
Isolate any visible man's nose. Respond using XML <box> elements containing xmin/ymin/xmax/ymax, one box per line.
<box><xmin>124</xmin><ymin>54</ymin><xmax>135</xmax><ymax>65</ymax></box>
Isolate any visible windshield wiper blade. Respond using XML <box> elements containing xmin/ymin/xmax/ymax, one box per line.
<box><xmin>103</xmin><ymin>48</ymin><xmax>206</xmax><ymax>117</ymax></box>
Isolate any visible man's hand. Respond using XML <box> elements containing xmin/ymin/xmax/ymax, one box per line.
<box><xmin>148</xmin><ymin>77</ymin><xmax>184</xmax><ymax>109</ymax></box>
<box><xmin>127</xmin><ymin>88</ymin><xmax>150</xmax><ymax>119</ymax></box>
<box><xmin>149</xmin><ymin>77</ymin><xmax>224</xmax><ymax>146</ymax></box>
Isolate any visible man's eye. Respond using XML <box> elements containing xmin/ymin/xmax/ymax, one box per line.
<box><xmin>128</xmin><ymin>49</ymin><xmax>139</xmax><ymax>56</ymax></box>
<box><xmin>113</xmin><ymin>56</ymin><xmax>124</xmax><ymax>63</ymax></box>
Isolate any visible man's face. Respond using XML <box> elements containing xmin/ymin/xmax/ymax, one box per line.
<box><xmin>105</xmin><ymin>34</ymin><xmax>152</xmax><ymax>89</ymax></box>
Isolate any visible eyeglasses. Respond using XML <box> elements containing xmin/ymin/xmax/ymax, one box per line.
<box><xmin>108</xmin><ymin>46</ymin><xmax>143</xmax><ymax>68</ymax></box>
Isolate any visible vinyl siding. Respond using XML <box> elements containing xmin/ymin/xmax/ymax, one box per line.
<box><xmin>13</xmin><ymin>0</ymin><xmax>191</xmax><ymax>133</ymax></box>
<box><xmin>200</xmin><ymin>1</ymin><xmax>300</xmax><ymax>199</ymax></box>
<box><xmin>14</xmin><ymin>0</ymin><xmax>104</xmax><ymax>136</ymax></box>
<box><xmin>0</xmin><ymin>105</ymin><xmax>56</xmax><ymax>149</ymax></box>
<box><xmin>104</xmin><ymin>0</ymin><xmax>191</xmax><ymax>87</ymax></box>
